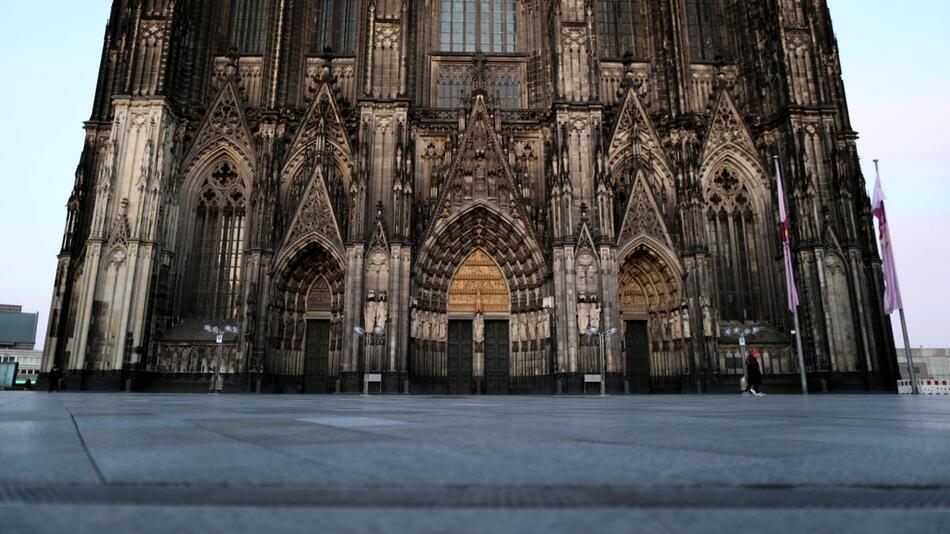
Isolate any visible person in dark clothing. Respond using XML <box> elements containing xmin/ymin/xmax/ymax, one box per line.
<box><xmin>745</xmin><ymin>351</ymin><xmax>764</xmax><ymax>396</ymax></box>
<box><xmin>48</xmin><ymin>366</ymin><xmax>60</xmax><ymax>393</ymax></box>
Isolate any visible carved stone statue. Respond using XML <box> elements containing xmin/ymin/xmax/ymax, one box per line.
<box><xmin>410</xmin><ymin>308</ymin><xmax>419</xmax><ymax>338</ymax></box>
<box><xmin>364</xmin><ymin>289</ymin><xmax>377</xmax><ymax>332</ymax></box>
<box><xmin>422</xmin><ymin>312</ymin><xmax>435</xmax><ymax>341</ymax></box>
<box><xmin>589</xmin><ymin>303</ymin><xmax>601</xmax><ymax>332</ymax></box>
<box><xmin>701</xmin><ymin>298</ymin><xmax>713</xmax><ymax>337</ymax></box>
<box><xmin>473</xmin><ymin>313</ymin><xmax>485</xmax><ymax>343</ymax></box>
<box><xmin>374</xmin><ymin>292</ymin><xmax>388</xmax><ymax>332</ymax></box>
<box><xmin>577</xmin><ymin>301</ymin><xmax>590</xmax><ymax>334</ymax></box>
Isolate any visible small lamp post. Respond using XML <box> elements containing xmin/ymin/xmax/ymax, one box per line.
<box><xmin>587</xmin><ymin>326</ymin><xmax>618</xmax><ymax>396</ymax></box>
<box><xmin>354</xmin><ymin>325</ymin><xmax>384</xmax><ymax>395</ymax></box>
<box><xmin>204</xmin><ymin>323</ymin><xmax>239</xmax><ymax>394</ymax></box>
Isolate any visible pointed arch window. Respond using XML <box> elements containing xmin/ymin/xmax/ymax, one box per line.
<box><xmin>596</xmin><ymin>0</ymin><xmax>640</xmax><ymax>59</ymax></box>
<box><xmin>228</xmin><ymin>0</ymin><xmax>268</xmax><ymax>54</ymax></box>
<box><xmin>189</xmin><ymin>161</ymin><xmax>247</xmax><ymax>320</ymax></box>
<box><xmin>685</xmin><ymin>0</ymin><xmax>724</xmax><ymax>62</ymax></box>
<box><xmin>439</xmin><ymin>0</ymin><xmax>517</xmax><ymax>54</ymax></box>
<box><xmin>705</xmin><ymin>168</ymin><xmax>759</xmax><ymax>321</ymax></box>
<box><xmin>311</xmin><ymin>0</ymin><xmax>358</xmax><ymax>55</ymax></box>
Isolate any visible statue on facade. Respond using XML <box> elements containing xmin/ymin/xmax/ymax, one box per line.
<box><xmin>577</xmin><ymin>294</ymin><xmax>591</xmax><ymax>334</ymax></box>
<box><xmin>374</xmin><ymin>291</ymin><xmax>388</xmax><ymax>333</ymax></box>
<box><xmin>473</xmin><ymin>313</ymin><xmax>485</xmax><ymax>343</ymax></box>
<box><xmin>701</xmin><ymin>297</ymin><xmax>713</xmax><ymax>337</ymax></box>
<box><xmin>526</xmin><ymin>310</ymin><xmax>538</xmax><ymax>340</ymax></box>
<box><xmin>422</xmin><ymin>311</ymin><xmax>432</xmax><ymax>340</ymax></box>
<box><xmin>364</xmin><ymin>290</ymin><xmax>377</xmax><ymax>332</ymax></box>
<box><xmin>589</xmin><ymin>302</ymin><xmax>601</xmax><ymax>332</ymax></box>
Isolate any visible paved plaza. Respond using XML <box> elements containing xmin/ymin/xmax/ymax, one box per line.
<box><xmin>1</xmin><ymin>393</ymin><xmax>949</xmax><ymax>533</ymax></box>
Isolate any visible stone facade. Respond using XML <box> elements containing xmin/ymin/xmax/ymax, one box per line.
<box><xmin>41</xmin><ymin>0</ymin><xmax>898</xmax><ymax>393</ymax></box>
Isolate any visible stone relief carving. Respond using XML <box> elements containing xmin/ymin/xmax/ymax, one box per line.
<box><xmin>448</xmin><ymin>249</ymin><xmax>509</xmax><ymax>314</ymax></box>
<box><xmin>619</xmin><ymin>178</ymin><xmax>670</xmax><ymax>247</ymax></box>
<box><xmin>284</xmin><ymin>167</ymin><xmax>340</xmax><ymax>246</ymax></box>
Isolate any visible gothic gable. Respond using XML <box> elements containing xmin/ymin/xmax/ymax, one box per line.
<box><xmin>575</xmin><ymin>220</ymin><xmax>597</xmax><ymax>257</ymax></box>
<box><xmin>607</xmin><ymin>86</ymin><xmax>671</xmax><ymax>172</ymax></box>
<box><xmin>700</xmin><ymin>90</ymin><xmax>759</xmax><ymax>163</ymax></box>
<box><xmin>367</xmin><ymin>209</ymin><xmax>390</xmax><ymax>256</ymax></box>
<box><xmin>425</xmin><ymin>95</ymin><xmax>536</xmax><ymax>240</ymax></box>
<box><xmin>617</xmin><ymin>174</ymin><xmax>674</xmax><ymax>251</ymax></box>
<box><xmin>183</xmin><ymin>80</ymin><xmax>255</xmax><ymax>173</ymax></box>
<box><xmin>284</xmin><ymin>81</ymin><xmax>352</xmax><ymax>180</ymax></box>
<box><xmin>279</xmin><ymin>166</ymin><xmax>345</xmax><ymax>258</ymax></box>
<box><xmin>107</xmin><ymin>200</ymin><xmax>131</xmax><ymax>247</ymax></box>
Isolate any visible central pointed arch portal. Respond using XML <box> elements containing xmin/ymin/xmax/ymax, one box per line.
<box><xmin>447</xmin><ymin>249</ymin><xmax>511</xmax><ymax>394</ymax></box>
<box><xmin>412</xmin><ymin>205</ymin><xmax>548</xmax><ymax>394</ymax></box>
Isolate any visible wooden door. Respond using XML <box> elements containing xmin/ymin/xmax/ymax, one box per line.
<box><xmin>484</xmin><ymin>320</ymin><xmax>510</xmax><ymax>394</ymax></box>
<box><xmin>303</xmin><ymin>320</ymin><xmax>331</xmax><ymax>393</ymax></box>
<box><xmin>447</xmin><ymin>320</ymin><xmax>473</xmax><ymax>394</ymax></box>
<box><xmin>625</xmin><ymin>320</ymin><xmax>651</xmax><ymax>394</ymax></box>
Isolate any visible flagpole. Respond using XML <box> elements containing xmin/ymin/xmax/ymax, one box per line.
<box><xmin>774</xmin><ymin>155</ymin><xmax>808</xmax><ymax>395</ymax></box>
<box><xmin>899</xmin><ymin>309</ymin><xmax>918</xmax><ymax>394</ymax></box>
<box><xmin>875</xmin><ymin>160</ymin><xmax>918</xmax><ymax>394</ymax></box>
<box><xmin>793</xmin><ymin>309</ymin><xmax>808</xmax><ymax>395</ymax></box>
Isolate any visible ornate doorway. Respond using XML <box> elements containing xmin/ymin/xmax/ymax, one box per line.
<box><xmin>412</xmin><ymin>205</ymin><xmax>546</xmax><ymax>393</ymax></box>
<box><xmin>445</xmin><ymin>249</ymin><xmax>511</xmax><ymax>394</ymax></box>
<box><xmin>267</xmin><ymin>240</ymin><xmax>345</xmax><ymax>393</ymax></box>
<box><xmin>619</xmin><ymin>243</ymin><xmax>685</xmax><ymax>393</ymax></box>
<box><xmin>302</xmin><ymin>276</ymin><xmax>333</xmax><ymax>393</ymax></box>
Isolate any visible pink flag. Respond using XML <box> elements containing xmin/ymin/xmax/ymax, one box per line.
<box><xmin>775</xmin><ymin>159</ymin><xmax>800</xmax><ymax>312</ymax></box>
<box><xmin>871</xmin><ymin>168</ymin><xmax>903</xmax><ymax>314</ymax></box>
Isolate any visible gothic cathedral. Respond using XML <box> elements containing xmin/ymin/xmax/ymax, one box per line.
<box><xmin>42</xmin><ymin>0</ymin><xmax>899</xmax><ymax>394</ymax></box>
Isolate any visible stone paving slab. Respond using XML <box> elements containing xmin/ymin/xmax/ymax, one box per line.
<box><xmin>1</xmin><ymin>392</ymin><xmax>948</xmax><ymax>533</ymax></box>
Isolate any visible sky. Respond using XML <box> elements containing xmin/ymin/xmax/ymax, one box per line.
<box><xmin>0</xmin><ymin>1</ymin><xmax>947</xmax><ymax>350</ymax></box>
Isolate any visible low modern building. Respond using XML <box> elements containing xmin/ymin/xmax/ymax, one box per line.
<box><xmin>898</xmin><ymin>348</ymin><xmax>950</xmax><ymax>381</ymax></box>
<box><xmin>0</xmin><ymin>305</ymin><xmax>42</xmax><ymax>386</ymax></box>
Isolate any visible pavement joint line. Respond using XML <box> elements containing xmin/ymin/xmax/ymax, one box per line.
<box><xmin>1</xmin><ymin>483</ymin><xmax>950</xmax><ymax>510</ymax></box>
<box><xmin>54</xmin><ymin>394</ymin><xmax>107</xmax><ymax>484</ymax></box>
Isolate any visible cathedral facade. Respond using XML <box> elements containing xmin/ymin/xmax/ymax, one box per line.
<box><xmin>42</xmin><ymin>0</ymin><xmax>899</xmax><ymax>393</ymax></box>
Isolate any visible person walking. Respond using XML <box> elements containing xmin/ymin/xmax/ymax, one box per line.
<box><xmin>49</xmin><ymin>366</ymin><xmax>61</xmax><ymax>392</ymax></box>
<box><xmin>745</xmin><ymin>351</ymin><xmax>764</xmax><ymax>397</ymax></box>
